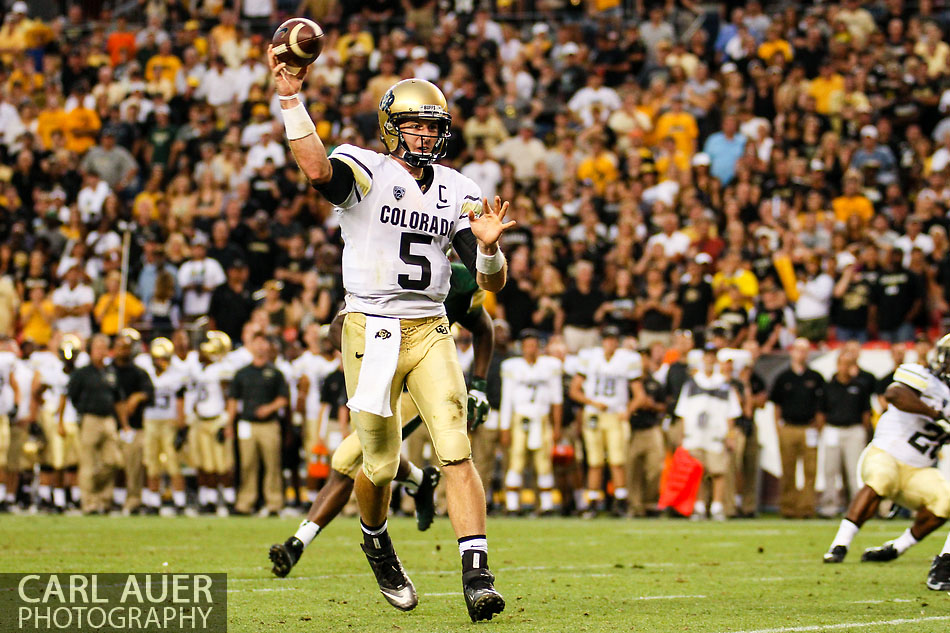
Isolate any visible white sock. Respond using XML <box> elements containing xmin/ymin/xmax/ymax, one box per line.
<box><xmin>892</xmin><ymin>528</ymin><xmax>918</xmax><ymax>554</ymax></box>
<box><xmin>360</xmin><ymin>519</ymin><xmax>388</xmax><ymax>536</ymax></box>
<box><xmin>145</xmin><ymin>490</ymin><xmax>160</xmax><ymax>508</ymax></box>
<box><xmin>172</xmin><ymin>490</ymin><xmax>186</xmax><ymax>508</ymax></box>
<box><xmin>294</xmin><ymin>519</ymin><xmax>321</xmax><ymax>548</ymax></box>
<box><xmin>539</xmin><ymin>490</ymin><xmax>554</xmax><ymax>512</ymax></box>
<box><xmin>70</xmin><ymin>486</ymin><xmax>80</xmax><ymax>503</ymax></box>
<box><xmin>710</xmin><ymin>501</ymin><xmax>724</xmax><ymax>517</ymax></box>
<box><xmin>113</xmin><ymin>488</ymin><xmax>127</xmax><ymax>506</ymax></box>
<box><xmin>831</xmin><ymin>519</ymin><xmax>860</xmax><ymax>549</ymax></box>
<box><xmin>505</xmin><ymin>490</ymin><xmax>519</xmax><ymax>512</ymax></box>
<box><xmin>458</xmin><ymin>536</ymin><xmax>488</xmax><ymax>556</ymax></box>
<box><xmin>614</xmin><ymin>487</ymin><xmax>628</xmax><ymax>500</ymax></box>
<box><xmin>222</xmin><ymin>487</ymin><xmax>235</xmax><ymax>504</ymax></box>
<box><xmin>693</xmin><ymin>500</ymin><xmax>706</xmax><ymax>516</ymax></box>
<box><xmin>207</xmin><ymin>487</ymin><xmax>220</xmax><ymax>505</ymax></box>
<box><xmin>942</xmin><ymin>531</ymin><xmax>950</xmax><ymax>555</ymax></box>
<box><xmin>402</xmin><ymin>463</ymin><xmax>424</xmax><ymax>493</ymax></box>
<box><xmin>38</xmin><ymin>485</ymin><xmax>51</xmax><ymax>502</ymax></box>
<box><xmin>587</xmin><ymin>490</ymin><xmax>603</xmax><ymax>505</ymax></box>
<box><xmin>574</xmin><ymin>489</ymin><xmax>587</xmax><ymax>510</ymax></box>
<box><xmin>198</xmin><ymin>486</ymin><xmax>209</xmax><ymax>505</ymax></box>
<box><xmin>0</xmin><ymin>483</ymin><xmax>6</xmax><ymax>500</ymax></box>
<box><xmin>53</xmin><ymin>488</ymin><xmax>66</xmax><ymax>508</ymax></box>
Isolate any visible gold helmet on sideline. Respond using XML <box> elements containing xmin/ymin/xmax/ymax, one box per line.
<box><xmin>206</xmin><ymin>330</ymin><xmax>232</xmax><ymax>354</ymax></box>
<box><xmin>150</xmin><ymin>337</ymin><xmax>174</xmax><ymax>362</ymax></box>
<box><xmin>119</xmin><ymin>327</ymin><xmax>141</xmax><ymax>343</ymax></box>
<box><xmin>59</xmin><ymin>334</ymin><xmax>82</xmax><ymax>361</ymax></box>
<box><xmin>200</xmin><ymin>331</ymin><xmax>232</xmax><ymax>361</ymax></box>
<box><xmin>377</xmin><ymin>79</ymin><xmax>451</xmax><ymax>168</ymax></box>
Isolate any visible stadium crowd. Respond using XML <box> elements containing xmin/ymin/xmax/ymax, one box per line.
<box><xmin>0</xmin><ymin>0</ymin><xmax>949</xmax><ymax>520</ymax></box>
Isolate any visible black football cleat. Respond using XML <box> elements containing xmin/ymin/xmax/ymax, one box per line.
<box><xmin>823</xmin><ymin>545</ymin><xmax>847</xmax><ymax>563</ymax></box>
<box><xmin>926</xmin><ymin>553</ymin><xmax>950</xmax><ymax>591</ymax></box>
<box><xmin>408</xmin><ymin>466</ymin><xmax>440</xmax><ymax>531</ymax></box>
<box><xmin>861</xmin><ymin>542</ymin><xmax>900</xmax><ymax>562</ymax></box>
<box><xmin>269</xmin><ymin>537</ymin><xmax>304</xmax><ymax>578</ymax></box>
<box><xmin>361</xmin><ymin>543</ymin><xmax>418</xmax><ymax>611</ymax></box>
<box><xmin>462</xmin><ymin>568</ymin><xmax>505</xmax><ymax>622</ymax></box>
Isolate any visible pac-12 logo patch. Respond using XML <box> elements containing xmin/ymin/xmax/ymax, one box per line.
<box><xmin>375</xmin><ymin>329</ymin><xmax>392</xmax><ymax>339</ymax></box>
<box><xmin>393</xmin><ymin>186</ymin><xmax>405</xmax><ymax>200</ymax></box>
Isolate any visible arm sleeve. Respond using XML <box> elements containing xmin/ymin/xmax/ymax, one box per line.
<box><xmin>311</xmin><ymin>157</ymin><xmax>356</xmax><ymax>206</ymax></box>
<box><xmin>452</xmin><ymin>229</ymin><xmax>478</xmax><ymax>279</ymax></box>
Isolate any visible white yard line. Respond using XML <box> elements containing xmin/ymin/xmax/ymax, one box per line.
<box><xmin>725</xmin><ymin>615</ymin><xmax>950</xmax><ymax>633</ymax></box>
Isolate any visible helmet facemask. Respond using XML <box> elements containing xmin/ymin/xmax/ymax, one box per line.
<box><xmin>390</xmin><ymin>111</ymin><xmax>451</xmax><ymax>168</ymax></box>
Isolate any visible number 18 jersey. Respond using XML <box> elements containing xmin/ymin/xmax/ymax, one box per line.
<box><xmin>873</xmin><ymin>363</ymin><xmax>950</xmax><ymax>467</ymax></box>
<box><xmin>330</xmin><ymin>144</ymin><xmax>482</xmax><ymax>318</ymax></box>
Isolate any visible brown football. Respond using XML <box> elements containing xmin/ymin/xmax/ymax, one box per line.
<box><xmin>272</xmin><ymin>17</ymin><xmax>325</xmax><ymax>75</ymax></box>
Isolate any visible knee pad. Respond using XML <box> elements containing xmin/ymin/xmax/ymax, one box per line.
<box><xmin>537</xmin><ymin>473</ymin><xmax>555</xmax><ymax>490</ymax></box>
<box><xmin>363</xmin><ymin>457</ymin><xmax>399</xmax><ymax>487</ymax></box>
<box><xmin>504</xmin><ymin>470</ymin><xmax>523</xmax><ymax>489</ymax></box>
<box><xmin>927</xmin><ymin>481</ymin><xmax>950</xmax><ymax>519</ymax></box>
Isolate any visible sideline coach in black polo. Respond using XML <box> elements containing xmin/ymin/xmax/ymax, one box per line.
<box><xmin>68</xmin><ymin>334</ymin><xmax>128</xmax><ymax>515</ymax></box>
<box><xmin>227</xmin><ymin>333</ymin><xmax>289</xmax><ymax>516</ymax></box>
<box><xmin>769</xmin><ymin>338</ymin><xmax>826</xmax><ymax>519</ymax></box>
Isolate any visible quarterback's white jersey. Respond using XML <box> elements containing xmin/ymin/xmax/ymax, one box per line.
<box><xmin>576</xmin><ymin>348</ymin><xmax>642</xmax><ymax>415</ymax></box>
<box><xmin>293</xmin><ymin>351</ymin><xmax>340</xmax><ymax>421</ymax></box>
<box><xmin>873</xmin><ymin>363</ymin><xmax>950</xmax><ymax>468</ymax></box>
<box><xmin>0</xmin><ymin>351</ymin><xmax>18</xmax><ymax>415</ymax></box>
<box><xmin>193</xmin><ymin>361</ymin><xmax>234</xmax><ymax>419</ymax></box>
<box><xmin>143</xmin><ymin>366</ymin><xmax>186</xmax><ymax>421</ymax></box>
<box><xmin>499</xmin><ymin>355</ymin><xmax>563</xmax><ymax>431</ymax></box>
<box><xmin>330</xmin><ymin>144</ymin><xmax>482</xmax><ymax>318</ymax></box>
<box><xmin>675</xmin><ymin>371</ymin><xmax>742</xmax><ymax>452</ymax></box>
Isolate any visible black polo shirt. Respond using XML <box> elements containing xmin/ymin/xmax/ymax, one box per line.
<box><xmin>822</xmin><ymin>374</ymin><xmax>872</xmax><ymax>427</ymax></box>
<box><xmin>230</xmin><ymin>362</ymin><xmax>289</xmax><ymax>422</ymax></box>
<box><xmin>113</xmin><ymin>361</ymin><xmax>154</xmax><ymax>430</ymax></box>
<box><xmin>629</xmin><ymin>373</ymin><xmax>666</xmax><ymax>430</ymax></box>
<box><xmin>67</xmin><ymin>364</ymin><xmax>125</xmax><ymax>418</ymax></box>
<box><xmin>769</xmin><ymin>367</ymin><xmax>826</xmax><ymax>425</ymax></box>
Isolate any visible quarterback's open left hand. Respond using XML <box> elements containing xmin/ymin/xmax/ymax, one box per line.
<box><xmin>467</xmin><ymin>378</ymin><xmax>490</xmax><ymax>430</ymax></box>
<box><xmin>470</xmin><ymin>196</ymin><xmax>516</xmax><ymax>248</ymax></box>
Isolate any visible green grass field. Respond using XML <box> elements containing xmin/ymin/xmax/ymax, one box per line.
<box><xmin>1</xmin><ymin>515</ymin><xmax>948</xmax><ymax>633</ymax></box>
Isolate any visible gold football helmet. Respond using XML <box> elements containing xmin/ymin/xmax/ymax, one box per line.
<box><xmin>200</xmin><ymin>331</ymin><xmax>232</xmax><ymax>361</ymax></box>
<box><xmin>59</xmin><ymin>334</ymin><xmax>82</xmax><ymax>361</ymax></box>
<box><xmin>377</xmin><ymin>78</ymin><xmax>451</xmax><ymax>167</ymax></box>
<box><xmin>150</xmin><ymin>337</ymin><xmax>174</xmax><ymax>361</ymax></box>
<box><xmin>119</xmin><ymin>327</ymin><xmax>142</xmax><ymax>343</ymax></box>
<box><xmin>931</xmin><ymin>333</ymin><xmax>950</xmax><ymax>380</ymax></box>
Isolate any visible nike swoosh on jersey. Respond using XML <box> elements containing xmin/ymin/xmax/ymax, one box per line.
<box><xmin>436</xmin><ymin>203</ymin><xmax>450</xmax><ymax>209</ymax></box>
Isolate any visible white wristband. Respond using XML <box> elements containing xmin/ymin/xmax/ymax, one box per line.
<box><xmin>277</xmin><ymin>93</ymin><xmax>299</xmax><ymax>101</ymax></box>
<box><xmin>476</xmin><ymin>247</ymin><xmax>504</xmax><ymax>275</ymax></box>
<box><xmin>281</xmin><ymin>101</ymin><xmax>316</xmax><ymax>140</ymax></box>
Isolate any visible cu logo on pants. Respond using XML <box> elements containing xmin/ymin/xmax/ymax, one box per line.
<box><xmin>375</xmin><ymin>329</ymin><xmax>392</xmax><ymax>339</ymax></box>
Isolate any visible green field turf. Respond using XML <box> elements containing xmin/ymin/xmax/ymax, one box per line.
<box><xmin>1</xmin><ymin>515</ymin><xmax>948</xmax><ymax>633</ymax></box>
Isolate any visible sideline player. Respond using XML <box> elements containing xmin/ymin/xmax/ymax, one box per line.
<box><xmin>269</xmin><ymin>262</ymin><xmax>494</xmax><ymax>578</ymax></box>
<box><xmin>568</xmin><ymin>326</ymin><xmax>640</xmax><ymax>516</ymax></box>
<box><xmin>823</xmin><ymin>334</ymin><xmax>950</xmax><ymax>591</ymax></box>
<box><xmin>269</xmin><ymin>46</ymin><xmax>512</xmax><ymax>619</ymax></box>
<box><xmin>192</xmin><ymin>332</ymin><xmax>236</xmax><ymax>514</ymax></box>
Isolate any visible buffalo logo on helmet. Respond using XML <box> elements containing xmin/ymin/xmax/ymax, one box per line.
<box><xmin>393</xmin><ymin>186</ymin><xmax>405</xmax><ymax>200</ymax></box>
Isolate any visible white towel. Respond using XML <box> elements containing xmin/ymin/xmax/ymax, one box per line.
<box><xmin>347</xmin><ymin>316</ymin><xmax>401</xmax><ymax>417</ymax></box>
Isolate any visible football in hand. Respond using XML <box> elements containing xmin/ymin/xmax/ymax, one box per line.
<box><xmin>272</xmin><ymin>17</ymin><xmax>325</xmax><ymax>75</ymax></box>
